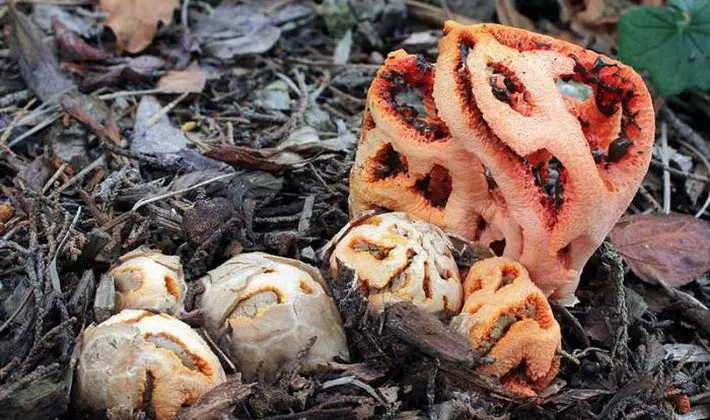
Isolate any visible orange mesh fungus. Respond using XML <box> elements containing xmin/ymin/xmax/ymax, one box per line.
<box><xmin>451</xmin><ymin>257</ymin><xmax>561</xmax><ymax>396</ymax></box>
<box><xmin>349</xmin><ymin>22</ymin><xmax>655</xmax><ymax>302</ymax></box>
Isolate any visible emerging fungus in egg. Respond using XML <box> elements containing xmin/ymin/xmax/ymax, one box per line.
<box><xmin>108</xmin><ymin>247</ymin><xmax>186</xmax><ymax>314</ymax></box>
<box><xmin>349</xmin><ymin>22</ymin><xmax>655</xmax><ymax>303</ymax></box>
<box><xmin>199</xmin><ymin>252</ymin><xmax>349</xmax><ymax>381</ymax></box>
<box><xmin>329</xmin><ymin>212</ymin><xmax>463</xmax><ymax>314</ymax></box>
<box><xmin>451</xmin><ymin>257</ymin><xmax>561</xmax><ymax>397</ymax></box>
<box><xmin>75</xmin><ymin>310</ymin><xmax>226</xmax><ymax>420</ymax></box>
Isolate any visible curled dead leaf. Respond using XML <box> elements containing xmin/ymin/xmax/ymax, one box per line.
<box><xmin>207</xmin><ymin>127</ymin><xmax>354</xmax><ymax>172</ymax></box>
<box><xmin>52</xmin><ymin>17</ymin><xmax>111</xmax><ymax>61</ymax></box>
<box><xmin>495</xmin><ymin>0</ymin><xmax>535</xmax><ymax>31</ymax></box>
<box><xmin>99</xmin><ymin>0</ymin><xmax>178</xmax><ymax>53</ymax></box>
<box><xmin>609</xmin><ymin>213</ymin><xmax>710</xmax><ymax>287</ymax></box>
<box><xmin>60</xmin><ymin>91</ymin><xmax>121</xmax><ymax>144</ymax></box>
<box><xmin>157</xmin><ymin>67</ymin><xmax>207</xmax><ymax>94</ymax></box>
<box><xmin>7</xmin><ymin>7</ymin><xmax>75</xmax><ymax>102</ymax></box>
<box><xmin>560</xmin><ymin>0</ymin><xmax>665</xmax><ymax>30</ymax></box>
<box><xmin>206</xmin><ymin>145</ymin><xmax>320</xmax><ymax>172</ymax></box>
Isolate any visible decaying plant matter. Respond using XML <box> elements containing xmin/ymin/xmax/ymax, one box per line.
<box><xmin>451</xmin><ymin>257</ymin><xmax>561</xmax><ymax>397</ymax></box>
<box><xmin>108</xmin><ymin>247</ymin><xmax>186</xmax><ymax>314</ymax></box>
<box><xmin>349</xmin><ymin>21</ymin><xmax>655</xmax><ymax>303</ymax></box>
<box><xmin>328</xmin><ymin>211</ymin><xmax>463</xmax><ymax>314</ymax></box>
<box><xmin>199</xmin><ymin>252</ymin><xmax>349</xmax><ymax>381</ymax></box>
<box><xmin>75</xmin><ymin>310</ymin><xmax>226</xmax><ymax>420</ymax></box>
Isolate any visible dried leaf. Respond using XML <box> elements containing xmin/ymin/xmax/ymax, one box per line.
<box><xmin>253</xmin><ymin>80</ymin><xmax>291</xmax><ymax>111</ymax></box>
<box><xmin>583</xmin><ymin>306</ymin><xmax>613</xmax><ymax>342</ymax></box>
<box><xmin>132</xmin><ymin>95</ymin><xmax>188</xmax><ymax>154</ymax></box>
<box><xmin>60</xmin><ymin>91</ymin><xmax>121</xmax><ymax>144</ymax></box>
<box><xmin>495</xmin><ymin>0</ymin><xmax>535</xmax><ymax>31</ymax></box>
<box><xmin>444</xmin><ymin>0</ymin><xmax>496</xmax><ymax>21</ymax></box>
<box><xmin>193</xmin><ymin>2</ymin><xmax>283</xmax><ymax>59</ymax></box>
<box><xmin>561</xmin><ymin>0</ymin><xmax>664</xmax><ymax>28</ymax></box>
<box><xmin>33</xmin><ymin>4</ymin><xmax>101</xmax><ymax>38</ymax></box>
<box><xmin>17</xmin><ymin>156</ymin><xmax>52</xmax><ymax>192</ymax></box>
<box><xmin>157</xmin><ymin>66</ymin><xmax>206</xmax><ymax>94</ymax></box>
<box><xmin>7</xmin><ymin>7</ymin><xmax>75</xmax><ymax>102</ymax></box>
<box><xmin>99</xmin><ymin>0</ymin><xmax>178</xmax><ymax>53</ymax></box>
<box><xmin>206</xmin><ymin>145</ymin><xmax>319</xmax><ymax>172</ymax></box>
<box><xmin>182</xmin><ymin>198</ymin><xmax>234</xmax><ymax>245</ymax></box>
<box><xmin>81</xmin><ymin>55</ymin><xmax>167</xmax><ymax>91</ymax></box>
<box><xmin>278</xmin><ymin>126</ymin><xmax>357</xmax><ymax>152</ymax></box>
<box><xmin>52</xmin><ymin>17</ymin><xmax>111</xmax><ymax>61</ymax></box>
<box><xmin>609</xmin><ymin>213</ymin><xmax>710</xmax><ymax>287</ymax></box>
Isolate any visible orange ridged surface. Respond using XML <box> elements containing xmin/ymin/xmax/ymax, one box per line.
<box><xmin>451</xmin><ymin>257</ymin><xmax>561</xmax><ymax>396</ymax></box>
<box><xmin>350</xmin><ymin>22</ymin><xmax>654</xmax><ymax>302</ymax></box>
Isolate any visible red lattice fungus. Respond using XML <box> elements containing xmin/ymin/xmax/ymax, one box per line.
<box><xmin>349</xmin><ymin>22</ymin><xmax>654</xmax><ymax>302</ymax></box>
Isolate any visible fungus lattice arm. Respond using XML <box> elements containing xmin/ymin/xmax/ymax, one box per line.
<box><xmin>350</xmin><ymin>22</ymin><xmax>654</xmax><ymax>301</ymax></box>
<box><xmin>452</xmin><ymin>257</ymin><xmax>561</xmax><ymax>397</ymax></box>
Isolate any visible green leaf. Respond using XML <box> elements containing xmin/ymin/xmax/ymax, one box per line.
<box><xmin>618</xmin><ymin>0</ymin><xmax>710</xmax><ymax>96</ymax></box>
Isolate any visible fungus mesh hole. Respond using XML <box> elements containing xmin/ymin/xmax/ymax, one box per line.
<box><xmin>556</xmin><ymin>79</ymin><xmax>593</xmax><ymax>102</ymax></box>
<box><xmin>483</xmin><ymin>166</ymin><xmax>507</xmax><ymax>211</ymax></box>
<box><xmin>413</xmin><ymin>164</ymin><xmax>452</xmax><ymax>208</ymax></box>
<box><xmin>474</xmin><ymin>216</ymin><xmax>487</xmax><ymax>241</ymax></box>
<box><xmin>380</xmin><ymin>55</ymin><xmax>450</xmax><ymax>141</ymax></box>
<box><xmin>486</xmin><ymin>63</ymin><xmax>534</xmax><ymax>116</ymax></box>
<box><xmin>490</xmin><ymin>239</ymin><xmax>506</xmax><ymax>256</ymax></box>
<box><xmin>394</xmin><ymin>87</ymin><xmax>427</xmax><ymax>116</ymax></box>
<box><xmin>526</xmin><ymin>149</ymin><xmax>565</xmax><ymax>211</ymax></box>
<box><xmin>556</xmin><ymin>243</ymin><xmax>571</xmax><ymax>269</ymax></box>
<box><xmin>361</xmin><ymin>110</ymin><xmax>376</xmax><ymax>134</ymax></box>
<box><xmin>368</xmin><ymin>143</ymin><xmax>408</xmax><ymax>180</ymax></box>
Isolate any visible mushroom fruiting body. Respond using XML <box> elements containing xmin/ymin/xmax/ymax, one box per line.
<box><xmin>108</xmin><ymin>248</ymin><xmax>186</xmax><ymax>314</ymax></box>
<box><xmin>349</xmin><ymin>22</ymin><xmax>655</xmax><ymax>303</ymax></box>
<box><xmin>199</xmin><ymin>252</ymin><xmax>349</xmax><ymax>381</ymax></box>
<box><xmin>451</xmin><ymin>257</ymin><xmax>561</xmax><ymax>396</ymax></box>
<box><xmin>75</xmin><ymin>310</ymin><xmax>226</xmax><ymax>420</ymax></box>
<box><xmin>329</xmin><ymin>212</ymin><xmax>463</xmax><ymax>314</ymax></box>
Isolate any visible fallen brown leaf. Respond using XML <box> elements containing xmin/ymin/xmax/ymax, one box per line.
<box><xmin>193</xmin><ymin>3</ymin><xmax>283</xmax><ymax>60</ymax></box>
<box><xmin>99</xmin><ymin>0</ymin><xmax>178</xmax><ymax>53</ymax></box>
<box><xmin>495</xmin><ymin>0</ymin><xmax>535</xmax><ymax>31</ymax></box>
<box><xmin>7</xmin><ymin>7</ymin><xmax>75</xmax><ymax>102</ymax></box>
<box><xmin>402</xmin><ymin>0</ymin><xmax>479</xmax><ymax>27</ymax></box>
<box><xmin>206</xmin><ymin>145</ymin><xmax>320</xmax><ymax>172</ymax></box>
<box><xmin>132</xmin><ymin>95</ymin><xmax>187</xmax><ymax>154</ymax></box>
<box><xmin>157</xmin><ymin>66</ymin><xmax>206</xmax><ymax>94</ymax></box>
<box><xmin>52</xmin><ymin>17</ymin><xmax>111</xmax><ymax>61</ymax></box>
<box><xmin>560</xmin><ymin>0</ymin><xmax>665</xmax><ymax>30</ymax></box>
<box><xmin>60</xmin><ymin>91</ymin><xmax>121</xmax><ymax>144</ymax></box>
<box><xmin>182</xmin><ymin>198</ymin><xmax>234</xmax><ymax>245</ymax></box>
<box><xmin>206</xmin><ymin>127</ymin><xmax>354</xmax><ymax>172</ymax></box>
<box><xmin>609</xmin><ymin>213</ymin><xmax>710</xmax><ymax>287</ymax></box>
<box><xmin>80</xmin><ymin>55</ymin><xmax>167</xmax><ymax>91</ymax></box>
